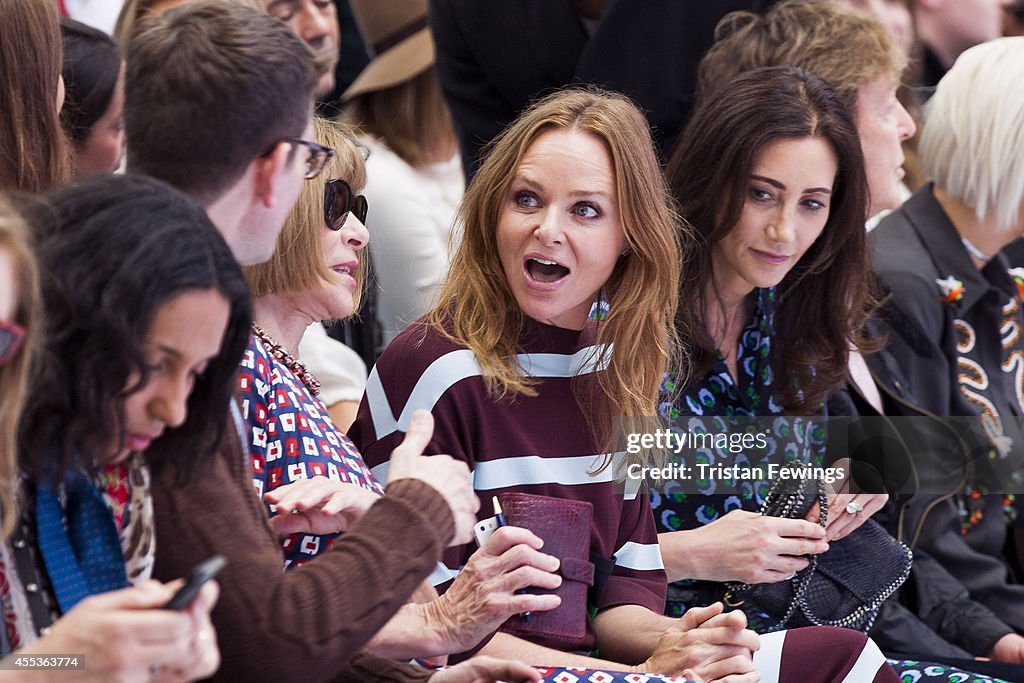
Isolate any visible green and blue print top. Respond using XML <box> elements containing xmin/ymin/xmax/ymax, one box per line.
<box><xmin>651</xmin><ymin>287</ymin><xmax>826</xmax><ymax>623</ymax></box>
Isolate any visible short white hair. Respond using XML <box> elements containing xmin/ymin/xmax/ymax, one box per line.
<box><xmin>919</xmin><ymin>37</ymin><xmax>1024</xmax><ymax>231</ymax></box>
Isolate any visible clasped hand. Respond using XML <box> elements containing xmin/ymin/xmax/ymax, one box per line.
<box><xmin>641</xmin><ymin>603</ymin><xmax>759</xmax><ymax>683</ymax></box>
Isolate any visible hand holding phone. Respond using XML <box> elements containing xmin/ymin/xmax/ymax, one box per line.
<box><xmin>490</xmin><ymin>497</ymin><xmax>531</xmax><ymax>622</ymax></box>
<box><xmin>164</xmin><ymin>555</ymin><xmax>227</xmax><ymax>610</ymax></box>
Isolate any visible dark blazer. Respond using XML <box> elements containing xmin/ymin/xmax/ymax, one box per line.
<box><xmin>429</xmin><ymin>0</ymin><xmax>779</xmax><ymax>178</ymax></box>
<box><xmin>870</xmin><ymin>184</ymin><xmax>1024</xmax><ymax>638</ymax></box>
<box><xmin>829</xmin><ymin>379</ymin><xmax>1015</xmax><ymax>658</ymax></box>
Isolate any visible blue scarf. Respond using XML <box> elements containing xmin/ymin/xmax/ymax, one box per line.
<box><xmin>34</xmin><ymin>470</ymin><xmax>129</xmax><ymax>613</ymax></box>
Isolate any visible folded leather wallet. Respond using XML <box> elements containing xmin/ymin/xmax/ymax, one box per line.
<box><xmin>497</xmin><ymin>492</ymin><xmax>595</xmax><ymax>650</ymax></box>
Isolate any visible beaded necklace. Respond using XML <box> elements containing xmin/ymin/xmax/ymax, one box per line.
<box><xmin>251</xmin><ymin>322</ymin><xmax>321</xmax><ymax>396</ymax></box>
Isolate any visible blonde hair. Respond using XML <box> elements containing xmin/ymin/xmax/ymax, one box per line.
<box><xmin>428</xmin><ymin>88</ymin><xmax>682</xmax><ymax>469</ymax></box>
<box><xmin>698</xmin><ymin>0</ymin><xmax>907</xmax><ymax>114</ymax></box>
<box><xmin>0</xmin><ymin>195</ymin><xmax>40</xmax><ymax>537</ymax></box>
<box><xmin>919</xmin><ymin>37</ymin><xmax>1024</xmax><ymax>231</ymax></box>
<box><xmin>342</xmin><ymin>66</ymin><xmax>457</xmax><ymax>168</ymax></box>
<box><xmin>245</xmin><ymin>117</ymin><xmax>368</xmax><ymax>310</ymax></box>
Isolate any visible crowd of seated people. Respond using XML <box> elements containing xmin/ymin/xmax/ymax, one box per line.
<box><xmin>1</xmin><ymin>0</ymin><xmax>1023</xmax><ymax>681</ymax></box>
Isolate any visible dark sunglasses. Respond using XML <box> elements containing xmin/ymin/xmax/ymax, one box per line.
<box><xmin>0</xmin><ymin>319</ymin><xmax>25</xmax><ymax>366</ymax></box>
<box><xmin>324</xmin><ymin>179</ymin><xmax>368</xmax><ymax>231</ymax></box>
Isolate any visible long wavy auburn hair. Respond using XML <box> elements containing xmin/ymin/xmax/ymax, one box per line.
<box><xmin>427</xmin><ymin>87</ymin><xmax>684</xmax><ymax>469</ymax></box>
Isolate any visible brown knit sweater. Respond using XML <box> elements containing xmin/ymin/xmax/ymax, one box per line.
<box><xmin>149</xmin><ymin>416</ymin><xmax>453</xmax><ymax>682</ymax></box>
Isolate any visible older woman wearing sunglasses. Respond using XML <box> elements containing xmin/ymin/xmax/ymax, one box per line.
<box><xmin>241</xmin><ymin>116</ymin><xmax>378</xmax><ymax>569</ymax></box>
<box><xmin>237</xmin><ymin>117</ymin><xmax>560</xmax><ymax>665</ymax></box>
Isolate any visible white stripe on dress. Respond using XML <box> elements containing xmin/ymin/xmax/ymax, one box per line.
<box><xmin>840</xmin><ymin>635</ymin><xmax>889</xmax><ymax>683</ymax></box>
<box><xmin>370</xmin><ymin>460</ymin><xmax>390</xmax><ymax>482</ymax></box>
<box><xmin>473</xmin><ymin>453</ymin><xmax>618</xmax><ymax>489</ymax></box>
<box><xmin>366</xmin><ymin>344</ymin><xmax>611</xmax><ymax>441</ymax></box>
<box><xmin>428</xmin><ymin>561</ymin><xmax>461</xmax><ymax>586</ymax></box>
<box><xmin>752</xmin><ymin>630</ymin><xmax>786</xmax><ymax>683</ymax></box>
<box><xmin>374</xmin><ymin>451</ymin><xmax>637</xmax><ymax>499</ymax></box>
<box><xmin>613</xmin><ymin>541</ymin><xmax>664</xmax><ymax>571</ymax></box>
<box><xmin>752</xmin><ymin>629</ymin><xmax>890</xmax><ymax>683</ymax></box>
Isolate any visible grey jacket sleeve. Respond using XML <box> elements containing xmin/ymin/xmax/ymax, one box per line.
<box><xmin>875</xmin><ymin>546</ymin><xmax>1014</xmax><ymax>657</ymax></box>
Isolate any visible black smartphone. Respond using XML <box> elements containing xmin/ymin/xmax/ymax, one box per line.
<box><xmin>163</xmin><ymin>555</ymin><xmax>227</xmax><ymax>610</ymax></box>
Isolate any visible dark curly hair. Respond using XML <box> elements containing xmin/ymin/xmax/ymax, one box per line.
<box><xmin>667</xmin><ymin>66</ymin><xmax>875</xmax><ymax>413</ymax></box>
<box><xmin>19</xmin><ymin>173</ymin><xmax>252</xmax><ymax>482</ymax></box>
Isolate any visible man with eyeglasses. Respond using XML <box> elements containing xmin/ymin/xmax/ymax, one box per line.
<box><xmin>125</xmin><ymin>0</ymin><xmax>321</xmax><ymax>266</ymax></box>
<box><xmin>120</xmin><ymin>2</ymin><xmax>511</xmax><ymax>682</ymax></box>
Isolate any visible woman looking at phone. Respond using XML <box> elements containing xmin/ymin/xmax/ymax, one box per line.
<box><xmin>2</xmin><ymin>175</ymin><xmax>243</xmax><ymax>679</ymax></box>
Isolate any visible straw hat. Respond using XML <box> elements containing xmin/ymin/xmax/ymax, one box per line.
<box><xmin>342</xmin><ymin>0</ymin><xmax>434</xmax><ymax>101</ymax></box>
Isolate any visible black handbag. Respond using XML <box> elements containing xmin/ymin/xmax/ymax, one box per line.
<box><xmin>724</xmin><ymin>464</ymin><xmax>912</xmax><ymax>632</ymax></box>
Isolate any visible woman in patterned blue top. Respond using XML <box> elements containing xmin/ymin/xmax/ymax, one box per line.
<box><xmin>653</xmin><ymin>66</ymin><xmax>883</xmax><ymax>622</ymax></box>
<box><xmin>652</xmin><ymin>65</ymin><xmax>1013</xmax><ymax>683</ymax></box>
<box><xmin>240</xmin><ymin>117</ymin><xmax>382</xmax><ymax>568</ymax></box>
<box><xmin>236</xmin><ymin>119</ymin><xmax>567</xmax><ymax>669</ymax></box>
<box><xmin>646</xmin><ymin>49</ymin><xmax>1016</xmax><ymax>683</ymax></box>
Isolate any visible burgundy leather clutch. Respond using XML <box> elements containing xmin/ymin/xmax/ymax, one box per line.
<box><xmin>497</xmin><ymin>492</ymin><xmax>595</xmax><ymax>650</ymax></box>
